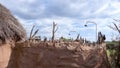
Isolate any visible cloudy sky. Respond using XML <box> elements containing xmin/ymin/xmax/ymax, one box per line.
<box><xmin>0</xmin><ymin>0</ymin><xmax>120</xmax><ymax>41</ymax></box>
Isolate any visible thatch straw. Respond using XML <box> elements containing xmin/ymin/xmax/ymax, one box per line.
<box><xmin>0</xmin><ymin>4</ymin><xmax>26</xmax><ymax>43</ymax></box>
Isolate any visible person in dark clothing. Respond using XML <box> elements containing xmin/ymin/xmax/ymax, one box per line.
<box><xmin>102</xmin><ymin>35</ymin><xmax>106</xmax><ymax>41</ymax></box>
<box><xmin>98</xmin><ymin>32</ymin><xmax>106</xmax><ymax>44</ymax></box>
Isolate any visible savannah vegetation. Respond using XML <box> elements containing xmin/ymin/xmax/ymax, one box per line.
<box><xmin>106</xmin><ymin>19</ymin><xmax>120</xmax><ymax>68</ymax></box>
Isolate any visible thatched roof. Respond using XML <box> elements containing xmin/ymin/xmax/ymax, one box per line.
<box><xmin>0</xmin><ymin>4</ymin><xmax>26</xmax><ymax>43</ymax></box>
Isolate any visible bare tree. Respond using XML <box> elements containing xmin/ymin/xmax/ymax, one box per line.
<box><xmin>30</xmin><ymin>25</ymin><xmax>35</xmax><ymax>39</ymax></box>
<box><xmin>108</xmin><ymin>19</ymin><xmax>120</xmax><ymax>68</ymax></box>
<box><xmin>108</xmin><ymin>19</ymin><xmax>120</xmax><ymax>34</ymax></box>
<box><xmin>52</xmin><ymin>21</ymin><xmax>58</xmax><ymax>42</ymax></box>
<box><xmin>29</xmin><ymin>25</ymin><xmax>39</xmax><ymax>41</ymax></box>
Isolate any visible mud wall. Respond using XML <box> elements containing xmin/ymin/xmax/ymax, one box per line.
<box><xmin>0</xmin><ymin>44</ymin><xmax>12</xmax><ymax>68</ymax></box>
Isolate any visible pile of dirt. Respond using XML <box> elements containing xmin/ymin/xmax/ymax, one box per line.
<box><xmin>7</xmin><ymin>43</ymin><xmax>111</xmax><ymax>68</ymax></box>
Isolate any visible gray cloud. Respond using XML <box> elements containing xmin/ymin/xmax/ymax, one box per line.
<box><xmin>0</xmin><ymin>0</ymin><xmax>120</xmax><ymax>41</ymax></box>
<box><xmin>1</xmin><ymin>0</ymin><xmax>115</xmax><ymax>20</ymax></box>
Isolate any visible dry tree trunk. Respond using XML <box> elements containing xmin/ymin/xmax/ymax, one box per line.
<box><xmin>52</xmin><ymin>21</ymin><xmax>58</xmax><ymax>42</ymax></box>
<box><xmin>29</xmin><ymin>25</ymin><xmax>39</xmax><ymax>39</ymax></box>
<box><xmin>75</xmin><ymin>34</ymin><xmax>80</xmax><ymax>41</ymax></box>
<box><xmin>29</xmin><ymin>25</ymin><xmax>35</xmax><ymax>40</ymax></box>
<box><xmin>29</xmin><ymin>25</ymin><xmax>39</xmax><ymax>44</ymax></box>
<box><xmin>31</xmin><ymin>29</ymin><xmax>39</xmax><ymax>38</ymax></box>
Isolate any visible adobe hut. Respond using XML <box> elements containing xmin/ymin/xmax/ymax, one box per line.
<box><xmin>0</xmin><ymin>4</ymin><xmax>26</xmax><ymax>68</ymax></box>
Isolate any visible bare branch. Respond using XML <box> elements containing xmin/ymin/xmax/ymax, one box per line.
<box><xmin>52</xmin><ymin>21</ymin><xmax>58</xmax><ymax>42</ymax></box>
<box><xmin>108</xmin><ymin>25</ymin><xmax>117</xmax><ymax>31</ymax></box>
<box><xmin>31</xmin><ymin>29</ymin><xmax>39</xmax><ymax>38</ymax></box>
<box><xmin>108</xmin><ymin>21</ymin><xmax>120</xmax><ymax>34</ymax></box>
<box><xmin>55</xmin><ymin>26</ymin><xmax>58</xmax><ymax>33</ymax></box>
<box><xmin>113</xmin><ymin>23</ymin><xmax>120</xmax><ymax>34</ymax></box>
<box><xmin>29</xmin><ymin>25</ymin><xmax>35</xmax><ymax>39</ymax></box>
<box><xmin>113</xmin><ymin>19</ymin><xmax>120</xmax><ymax>22</ymax></box>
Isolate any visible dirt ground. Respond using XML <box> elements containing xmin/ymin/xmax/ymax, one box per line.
<box><xmin>6</xmin><ymin>42</ymin><xmax>110</xmax><ymax>68</ymax></box>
